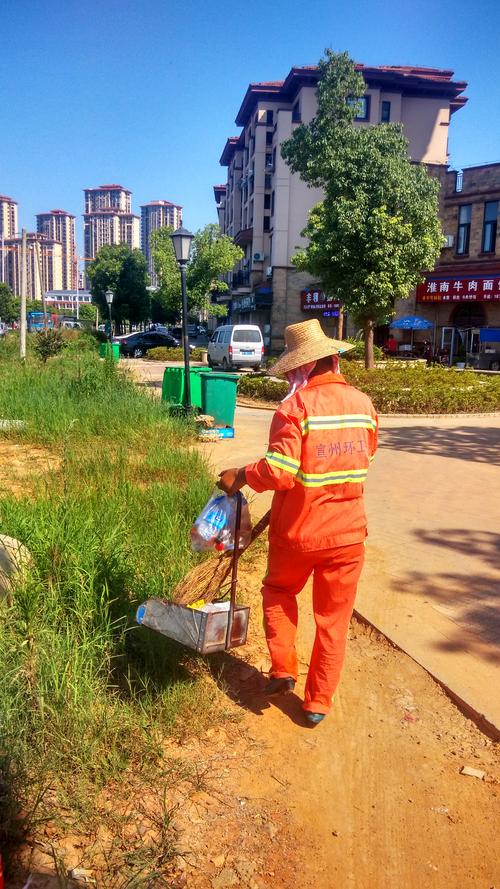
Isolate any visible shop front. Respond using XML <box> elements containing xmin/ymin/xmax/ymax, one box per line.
<box><xmin>416</xmin><ymin>268</ymin><xmax>500</xmax><ymax>363</ymax></box>
<box><xmin>232</xmin><ymin>288</ymin><xmax>273</xmax><ymax>347</ymax></box>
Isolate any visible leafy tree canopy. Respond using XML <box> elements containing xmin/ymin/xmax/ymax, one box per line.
<box><xmin>151</xmin><ymin>224</ymin><xmax>243</xmax><ymax>320</ymax></box>
<box><xmin>0</xmin><ymin>283</ymin><xmax>20</xmax><ymax>324</ymax></box>
<box><xmin>281</xmin><ymin>49</ymin><xmax>444</xmax><ymax>367</ymax></box>
<box><xmin>87</xmin><ymin>245</ymin><xmax>150</xmax><ymax>327</ymax></box>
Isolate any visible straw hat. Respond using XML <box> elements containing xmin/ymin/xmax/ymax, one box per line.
<box><xmin>271</xmin><ymin>318</ymin><xmax>355</xmax><ymax>376</ymax></box>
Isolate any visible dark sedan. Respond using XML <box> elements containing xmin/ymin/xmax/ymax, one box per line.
<box><xmin>114</xmin><ymin>331</ymin><xmax>179</xmax><ymax>358</ymax></box>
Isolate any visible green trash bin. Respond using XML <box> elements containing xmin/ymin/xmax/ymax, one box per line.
<box><xmin>162</xmin><ymin>367</ymin><xmax>184</xmax><ymax>404</ymax></box>
<box><xmin>189</xmin><ymin>366</ymin><xmax>212</xmax><ymax>409</ymax></box>
<box><xmin>99</xmin><ymin>342</ymin><xmax>120</xmax><ymax>361</ymax></box>
<box><xmin>200</xmin><ymin>372</ymin><xmax>238</xmax><ymax>426</ymax></box>
<box><xmin>162</xmin><ymin>366</ymin><xmax>213</xmax><ymax>408</ymax></box>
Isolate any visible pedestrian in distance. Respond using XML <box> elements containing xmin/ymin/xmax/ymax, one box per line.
<box><xmin>218</xmin><ymin>318</ymin><xmax>378</xmax><ymax>726</ymax></box>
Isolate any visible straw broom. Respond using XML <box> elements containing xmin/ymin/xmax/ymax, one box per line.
<box><xmin>171</xmin><ymin>510</ymin><xmax>271</xmax><ymax>606</ymax></box>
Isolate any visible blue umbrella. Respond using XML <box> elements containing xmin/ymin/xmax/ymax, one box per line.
<box><xmin>390</xmin><ymin>315</ymin><xmax>434</xmax><ymax>330</ymax></box>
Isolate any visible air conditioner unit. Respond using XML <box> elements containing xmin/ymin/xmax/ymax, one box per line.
<box><xmin>253</xmin><ymin>251</ymin><xmax>264</xmax><ymax>261</ymax></box>
<box><xmin>266</xmin><ymin>266</ymin><xmax>273</xmax><ymax>278</ymax></box>
<box><xmin>444</xmin><ymin>234</ymin><xmax>454</xmax><ymax>248</ymax></box>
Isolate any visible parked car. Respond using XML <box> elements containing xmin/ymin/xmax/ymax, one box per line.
<box><xmin>60</xmin><ymin>320</ymin><xmax>82</xmax><ymax>330</ymax></box>
<box><xmin>114</xmin><ymin>331</ymin><xmax>180</xmax><ymax>358</ymax></box>
<box><xmin>208</xmin><ymin>324</ymin><xmax>264</xmax><ymax>370</ymax></box>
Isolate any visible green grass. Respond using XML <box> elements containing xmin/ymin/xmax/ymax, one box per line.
<box><xmin>0</xmin><ymin>350</ymin><xmax>175</xmax><ymax>445</ymax></box>
<box><xmin>238</xmin><ymin>364</ymin><xmax>500</xmax><ymax>413</ymax></box>
<box><xmin>0</xmin><ymin>347</ymin><xmax>228</xmax><ymax>878</ymax></box>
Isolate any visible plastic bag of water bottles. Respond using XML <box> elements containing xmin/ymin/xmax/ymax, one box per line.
<box><xmin>190</xmin><ymin>493</ymin><xmax>252</xmax><ymax>553</ymax></box>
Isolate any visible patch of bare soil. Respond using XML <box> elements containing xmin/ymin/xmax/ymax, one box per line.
<box><xmin>0</xmin><ymin>441</ymin><xmax>60</xmax><ymax>496</ymax></box>
<box><xmin>8</xmin><ymin>549</ymin><xmax>500</xmax><ymax>889</ymax></box>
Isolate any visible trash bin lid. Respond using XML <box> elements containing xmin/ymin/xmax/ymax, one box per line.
<box><xmin>204</xmin><ymin>372</ymin><xmax>239</xmax><ymax>381</ymax></box>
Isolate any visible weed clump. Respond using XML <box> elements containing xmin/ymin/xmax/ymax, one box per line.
<box><xmin>0</xmin><ymin>349</ymin><xmax>221</xmax><ymax>876</ymax></box>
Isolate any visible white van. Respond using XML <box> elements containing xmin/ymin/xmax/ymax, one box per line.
<box><xmin>208</xmin><ymin>324</ymin><xmax>264</xmax><ymax>370</ymax></box>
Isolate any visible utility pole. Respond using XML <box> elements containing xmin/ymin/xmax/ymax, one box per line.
<box><xmin>20</xmin><ymin>228</ymin><xmax>27</xmax><ymax>359</ymax></box>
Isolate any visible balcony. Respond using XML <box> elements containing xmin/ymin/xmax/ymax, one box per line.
<box><xmin>234</xmin><ymin>227</ymin><xmax>253</xmax><ymax>247</ymax></box>
<box><xmin>232</xmin><ymin>270</ymin><xmax>251</xmax><ymax>290</ymax></box>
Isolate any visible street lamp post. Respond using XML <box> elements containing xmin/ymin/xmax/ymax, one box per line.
<box><xmin>105</xmin><ymin>289</ymin><xmax>114</xmax><ymax>344</ymax></box>
<box><xmin>170</xmin><ymin>227</ymin><xmax>194</xmax><ymax>410</ymax></box>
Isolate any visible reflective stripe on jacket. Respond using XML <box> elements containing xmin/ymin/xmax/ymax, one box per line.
<box><xmin>245</xmin><ymin>371</ymin><xmax>378</xmax><ymax>551</ymax></box>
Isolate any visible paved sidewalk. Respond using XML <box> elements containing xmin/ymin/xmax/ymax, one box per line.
<box><xmin>202</xmin><ymin>406</ymin><xmax>500</xmax><ymax>734</ymax></box>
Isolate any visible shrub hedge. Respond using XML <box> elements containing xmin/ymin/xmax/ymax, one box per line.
<box><xmin>237</xmin><ymin>365</ymin><xmax>500</xmax><ymax>413</ymax></box>
<box><xmin>145</xmin><ymin>346</ymin><xmax>206</xmax><ymax>361</ymax></box>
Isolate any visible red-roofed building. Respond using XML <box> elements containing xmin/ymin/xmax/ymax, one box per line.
<box><xmin>215</xmin><ymin>62</ymin><xmax>468</xmax><ymax>349</ymax></box>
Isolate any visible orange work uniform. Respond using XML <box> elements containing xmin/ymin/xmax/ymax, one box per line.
<box><xmin>245</xmin><ymin>370</ymin><xmax>378</xmax><ymax>714</ymax></box>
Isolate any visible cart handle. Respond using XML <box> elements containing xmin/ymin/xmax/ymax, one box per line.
<box><xmin>225</xmin><ymin>491</ymin><xmax>243</xmax><ymax>651</ymax></box>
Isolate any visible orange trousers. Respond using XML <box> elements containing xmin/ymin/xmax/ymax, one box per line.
<box><xmin>262</xmin><ymin>541</ymin><xmax>365</xmax><ymax>714</ymax></box>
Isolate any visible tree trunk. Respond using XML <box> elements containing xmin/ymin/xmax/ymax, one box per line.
<box><xmin>337</xmin><ymin>306</ymin><xmax>344</xmax><ymax>339</ymax></box>
<box><xmin>364</xmin><ymin>319</ymin><xmax>375</xmax><ymax>369</ymax></box>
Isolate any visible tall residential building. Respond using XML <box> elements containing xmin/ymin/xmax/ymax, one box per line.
<box><xmin>140</xmin><ymin>200</ymin><xmax>183</xmax><ymax>286</ymax></box>
<box><xmin>0</xmin><ymin>195</ymin><xmax>18</xmax><ymax>284</ymax></box>
<box><xmin>215</xmin><ymin>64</ymin><xmax>468</xmax><ymax>348</ymax></box>
<box><xmin>5</xmin><ymin>232</ymin><xmax>63</xmax><ymax>300</ymax></box>
<box><xmin>83</xmin><ymin>184</ymin><xmax>140</xmax><ymax>270</ymax></box>
<box><xmin>36</xmin><ymin>209</ymin><xmax>76</xmax><ymax>290</ymax></box>
<box><xmin>0</xmin><ymin>195</ymin><xmax>18</xmax><ymax>239</ymax></box>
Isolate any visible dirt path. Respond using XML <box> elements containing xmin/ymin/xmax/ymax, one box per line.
<box><xmin>15</xmin><ymin>545</ymin><xmax>499</xmax><ymax>889</ymax></box>
<box><xmin>141</xmin><ymin>546</ymin><xmax>498</xmax><ymax>889</ymax></box>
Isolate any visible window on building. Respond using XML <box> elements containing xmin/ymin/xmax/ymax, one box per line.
<box><xmin>482</xmin><ymin>201</ymin><xmax>498</xmax><ymax>253</ymax></box>
<box><xmin>263</xmin><ymin>216</ymin><xmax>271</xmax><ymax>232</ymax></box>
<box><xmin>347</xmin><ymin>96</ymin><xmax>370</xmax><ymax>121</ymax></box>
<box><xmin>381</xmin><ymin>100</ymin><xmax>391</xmax><ymax>123</ymax></box>
<box><xmin>292</xmin><ymin>101</ymin><xmax>301</xmax><ymax>123</ymax></box>
<box><xmin>265</xmin><ymin>174</ymin><xmax>272</xmax><ymax>189</ymax></box>
<box><xmin>271</xmin><ymin>191</ymin><xmax>275</xmax><ymax>216</ymax></box>
<box><xmin>250</xmin><ymin>136</ymin><xmax>255</xmax><ymax>156</ymax></box>
<box><xmin>265</xmin><ymin>153</ymin><xmax>273</xmax><ymax>169</ymax></box>
<box><xmin>456</xmin><ymin>204</ymin><xmax>472</xmax><ymax>255</ymax></box>
<box><xmin>266</xmin><ymin>130</ymin><xmax>273</xmax><ymax>146</ymax></box>
<box><xmin>264</xmin><ymin>193</ymin><xmax>271</xmax><ymax>210</ymax></box>
<box><xmin>455</xmin><ymin>170</ymin><xmax>463</xmax><ymax>193</ymax></box>
<box><xmin>266</xmin><ymin>109</ymin><xmax>274</xmax><ymax>125</ymax></box>
<box><xmin>272</xmin><ymin>147</ymin><xmax>277</xmax><ymax>171</ymax></box>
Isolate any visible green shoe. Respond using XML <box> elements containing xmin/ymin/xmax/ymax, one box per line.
<box><xmin>304</xmin><ymin>712</ymin><xmax>325</xmax><ymax>726</ymax></box>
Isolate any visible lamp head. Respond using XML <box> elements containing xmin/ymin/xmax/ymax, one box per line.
<box><xmin>105</xmin><ymin>289</ymin><xmax>114</xmax><ymax>306</ymax></box>
<box><xmin>170</xmin><ymin>227</ymin><xmax>194</xmax><ymax>265</ymax></box>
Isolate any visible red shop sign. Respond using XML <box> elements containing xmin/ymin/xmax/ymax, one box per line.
<box><xmin>417</xmin><ymin>274</ymin><xmax>500</xmax><ymax>303</ymax></box>
<box><xmin>301</xmin><ymin>289</ymin><xmax>341</xmax><ymax>313</ymax></box>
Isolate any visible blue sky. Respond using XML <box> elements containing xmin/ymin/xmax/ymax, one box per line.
<box><xmin>2</xmin><ymin>0</ymin><xmax>499</xmax><ymax>259</ymax></box>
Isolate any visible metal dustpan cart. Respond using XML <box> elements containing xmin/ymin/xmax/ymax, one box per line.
<box><xmin>136</xmin><ymin>492</ymin><xmax>249</xmax><ymax>654</ymax></box>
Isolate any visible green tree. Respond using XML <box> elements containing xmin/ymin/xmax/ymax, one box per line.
<box><xmin>87</xmin><ymin>245</ymin><xmax>150</xmax><ymax>332</ymax></box>
<box><xmin>151</xmin><ymin>224</ymin><xmax>243</xmax><ymax>320</ymax></box>
<box><xmin>0</xmin><ymin>283</ymin><xmax>20</xmax><ymax>324</ymax></box>
<box><xmin>78</xmin><ymin>303</ymin><xmax>97</xmax><ymax>322</ymax></box>
<box><xmin>281</xmin><ymin>50</ymin><xmax>444</xmax><ymax>368</ymax></box>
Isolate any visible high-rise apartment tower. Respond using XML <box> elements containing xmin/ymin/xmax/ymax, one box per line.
<box><xmin>36</xmin><ymin>209</ymin><xmax>76</xmax><ymax>290</ymax></box>
<box><xmin>140</xmin><ymin>200</ymin><xmax>183</xmax><ymax>286</ymax></box>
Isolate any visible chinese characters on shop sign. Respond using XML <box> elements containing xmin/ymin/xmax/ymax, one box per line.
<box><xmin>301</xmin><ymin>289</ymin><xmax>341</xmax><ymax>317</ymax></box>
<box><xmin>417</xmin><ymin>275</ymin><xmax>500</xmax><ymax>303</ymax></box>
